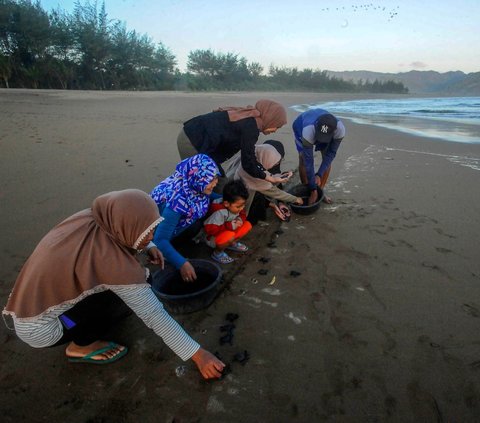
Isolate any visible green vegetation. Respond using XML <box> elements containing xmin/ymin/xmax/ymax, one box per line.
<box><xmin>0</xmin><ymin>0</ymin><xmax>408</xmax><ymax>93</ymax></box>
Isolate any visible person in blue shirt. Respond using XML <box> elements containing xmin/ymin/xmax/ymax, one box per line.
<box><xmin>149</xmin><ymin>154</ymin><xmax>220</xmax><ymax>282</ymax></box>
<box><xmin>292</xmin><ymin>109</ymin><xmax>346</xmax><ymax>205</ymax></box>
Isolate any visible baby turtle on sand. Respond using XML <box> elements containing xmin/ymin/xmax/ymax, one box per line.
<box><xmin>220</xmin><ymin>323</ymin><xmax>235</xmax><ymax>332</ymax></box>
<box><xmin>219</xmin><ymin>313</ymin><xmax>238</xmax><ymax>345</ymax></box>
<box><xmin>226</xmin><ymin>313</ymin><xmax>239</xmax><ymax>322</ymax></box>
<box><xmin>233</xmin><ymin>350</ymin><xmax>250</xmax><ymax>365</ymax></box>
<box><xmin>219</xmin><ymin>363</ymin><xmax>232</xmax><ymax>380</ymax></box>
<box><xmin>220</xmin><ymin>332</ymin><xmax>234</xmax><ymax>346</ymax></box>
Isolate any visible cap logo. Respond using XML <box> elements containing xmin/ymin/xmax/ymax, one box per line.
<box><xmin>320</xmin><ymin>124</ymin><xmax>329</xmax><ymax>133</ymax></box>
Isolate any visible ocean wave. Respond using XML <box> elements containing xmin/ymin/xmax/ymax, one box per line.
<box><xmin>412</xmin><ymin>109</ymin><xmax>458</xmax><ymax>114</ymax></box>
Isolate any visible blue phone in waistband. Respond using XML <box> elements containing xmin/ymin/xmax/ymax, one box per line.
<box><xmin>59</xmin><ymin>314</ymin><xmax>76</xmax><ymax>330</ymax></box>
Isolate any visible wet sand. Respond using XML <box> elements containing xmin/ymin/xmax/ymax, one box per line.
<box><xmin>1</xmin><ymin>89</ymin><xmax>480</xmax><ymax>422</ymax></box>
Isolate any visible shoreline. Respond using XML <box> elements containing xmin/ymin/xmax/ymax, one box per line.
<box><xmin>340</xmin><ymin>113</ymin><xmax>480</xmax><ymax>144</ymax></box>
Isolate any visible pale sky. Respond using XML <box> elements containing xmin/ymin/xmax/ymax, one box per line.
<box><xmin>40</xmin><ymin>0</ymin><xmax>480</xmax><ymax>74</ymax></box>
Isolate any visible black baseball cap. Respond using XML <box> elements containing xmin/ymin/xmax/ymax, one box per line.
<box><xmin>314</xmin><ymin>114</ymin><xmax>337</xmax><ymax>143</ymax></box>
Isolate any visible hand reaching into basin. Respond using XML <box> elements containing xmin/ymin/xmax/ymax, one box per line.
<box><xmin>180</xmin><ymin>261</ymin><xmax>197</xmax><ymax>282</ymax></box>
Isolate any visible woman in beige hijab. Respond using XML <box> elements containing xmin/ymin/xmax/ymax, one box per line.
<box><xmin>3</xmin><ymin>189</ymin><xmax>224</xmax><ymax>379</ymax></box>
<box><xmin>234</xmin><ymin>140</ymin><xmax>303</xmax><ymax>222</ymax></box>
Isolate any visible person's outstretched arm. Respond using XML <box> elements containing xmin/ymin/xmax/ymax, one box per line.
<box><xmin>316</xmin><ymin>138</ymin><xmax>342</xmax><ymax>179</ymax></box>
<box><xmin>301</xmin><ymin>145</ymin><xmax>316</xmax><ymax>190</ymax></box>
<box><xmin>112</xmin><ymin>285</ymin><xmax>225</xmax><ymax>378</ymax></box>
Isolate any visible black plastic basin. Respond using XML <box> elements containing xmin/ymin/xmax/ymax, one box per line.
<box><xmin>288</xmin><ymin>184</ymin><xmax>324</xmax><ymax>215</ymax></box>
<box><xmin>151</xmin><ymin>259</ymin><xmax>222</xmax><ymax>314</ymax></box>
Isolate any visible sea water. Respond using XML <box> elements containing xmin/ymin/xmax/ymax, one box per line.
<box><xmin>291</xmin><ymin>97</ymin><xmax>480</xmax><ymax>144</ymax></box>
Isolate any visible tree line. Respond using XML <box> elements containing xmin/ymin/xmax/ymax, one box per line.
<box><xmin>0</xmin><ymin>0</ymin><xmax>408</xmax><ymax>93</ymax></box>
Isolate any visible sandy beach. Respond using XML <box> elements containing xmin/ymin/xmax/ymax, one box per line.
<box><xmin>1</xmin><ymin>89</ymin><xmax>480</xmax><ymax>422</ymax></box>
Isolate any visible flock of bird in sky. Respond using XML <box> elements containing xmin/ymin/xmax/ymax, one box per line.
<box><xmin>320</xmin><ymin>3</ymin><xmax>400</xmax><ymax>23</ymax></box>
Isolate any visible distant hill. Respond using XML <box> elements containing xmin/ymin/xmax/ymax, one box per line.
<box><xmin>326</xmin><ymin>70</ymin><xmax>480</xmax><ymax>95</ymax></box>
<box><xmin>440</xmin><ymin>72</ymin><xmax>480</xmax><ymax>95</ymax></box>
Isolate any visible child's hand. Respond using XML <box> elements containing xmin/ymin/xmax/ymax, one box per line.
<box><xmin>281</xmin><ymin>170</ymin><xmax>293</xmax><ymax>180</ymax></box>
<box><xmin>234</xmin><ymin>217</ymin><xmax>244</xmax><ymax>228</ymax></box>
<box><xmin>147</xmin><ymin>247</ymin><xmax>164</xmax><ymax>269</ymax></box>
<box><xmin>294</xmin><ymin>197</ymin><xmax>304</xmax><ymax>205</ymax></box>
<box><xmin>191</xmin><ymin>348</ymin><xmax>226</xmax><ymax>379</ymax></box>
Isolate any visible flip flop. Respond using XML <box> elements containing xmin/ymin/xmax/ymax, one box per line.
<box><xmin>67</xmin><ymin>342</ymin><xmax>128</xmax><ymax>365</ymax></box>
<box><xmin>226</xmin><ymin>241</ymin><xmax>249</xmax><ymax>253</ymax></box>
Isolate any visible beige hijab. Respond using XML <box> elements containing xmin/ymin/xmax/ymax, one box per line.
<box><xmin>3</xmin><ymin>189</ymin><xmax>162</xmax><ymax>320</ymax></box>
<box><xmin>236</xmin><ymin>144</ymin><xmax>282</xmax><ymax>191</ymax></box>
<box><xmin>216</xmin><ymin>99</ymin><xmax>287</xmax><ymax>133</ymax></box>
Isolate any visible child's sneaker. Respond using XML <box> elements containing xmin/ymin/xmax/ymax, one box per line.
<box><xmin>226</xmin><ymin>241</ymin><xmax>249</xmax><ymax>253</ymax></box>
<box><xmin>211</xmin><ymin>250</ymin><xmax>235</xmax><ymax>264</ymax></box>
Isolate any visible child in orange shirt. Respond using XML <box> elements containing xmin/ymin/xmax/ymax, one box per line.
<box><xmin>204</xmin><ymin>180</ymin><xmax>252</xmax><ymax>264</ymax></box>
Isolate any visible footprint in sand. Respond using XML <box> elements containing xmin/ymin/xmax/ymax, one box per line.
<box><xmin>434</xmin><ymin>227</ymin><xmax>456</xmax><ymax>239</ymax></box>
<box><xmin>462</xmin><ymin>303</ymin><xmax>480</xmax><ymax>318</ymax></box>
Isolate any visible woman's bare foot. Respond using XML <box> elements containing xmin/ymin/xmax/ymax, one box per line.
<box><xmin>66</xmin><ymin>341</ymin><xmax>126</xmax><ymax>362</ymax></box>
